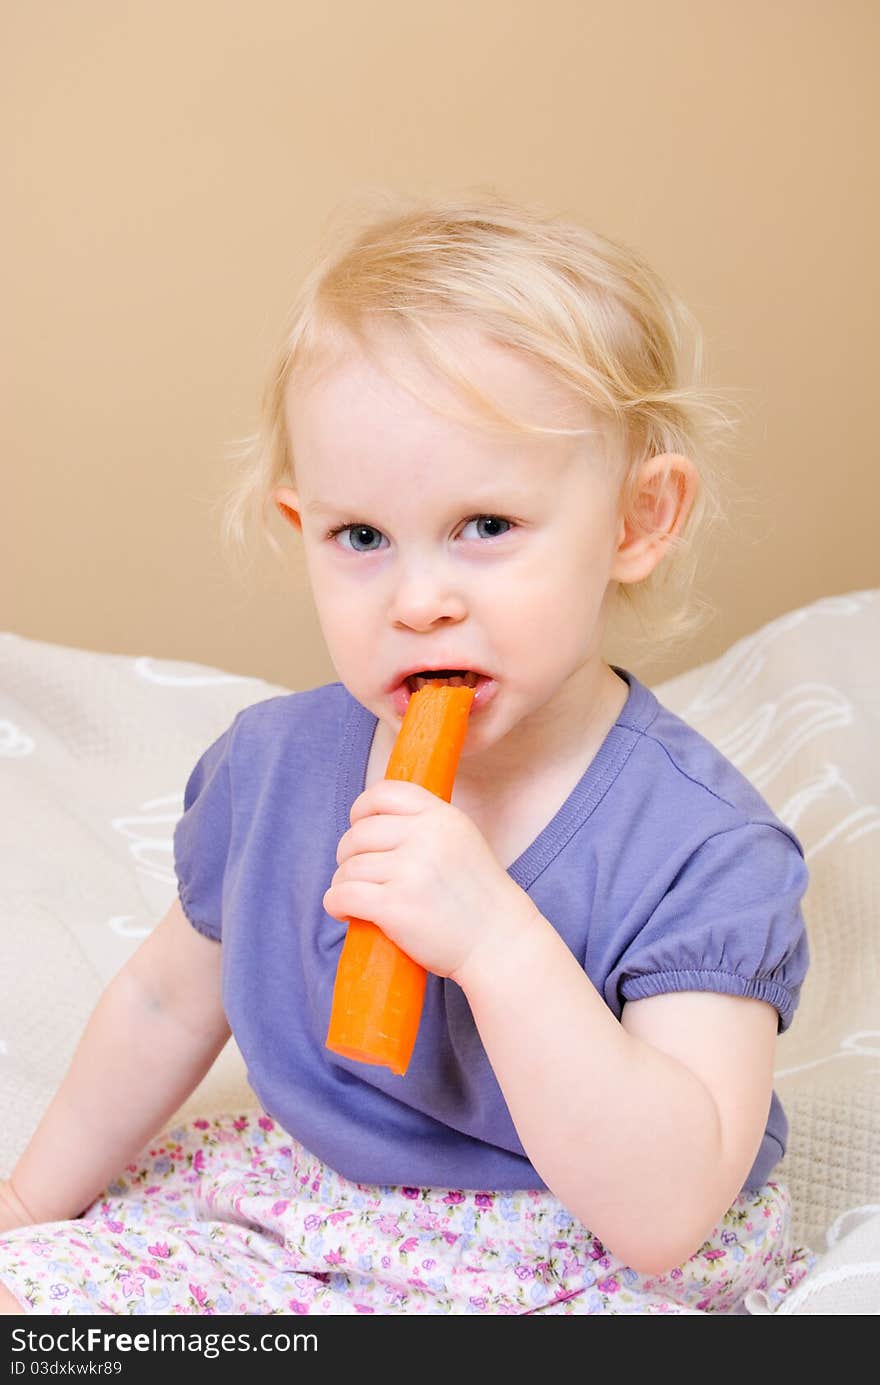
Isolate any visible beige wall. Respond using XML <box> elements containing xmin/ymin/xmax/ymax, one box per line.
<box><xmin>4</xmin><ymin>1</ymin><xmax>877</xmax><ymax>691</ymax></box>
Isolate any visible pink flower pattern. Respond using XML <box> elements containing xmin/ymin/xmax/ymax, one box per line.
<box><xmin>0</xmin><ymin>1113</ymin><xmax>817</xmax><ymax>1316</ymax></box>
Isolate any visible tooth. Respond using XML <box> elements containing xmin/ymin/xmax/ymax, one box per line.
<box><xmin>410</xmin><ymin>671</ymin><xmax>480</xmax><ymax>691</ymax></box>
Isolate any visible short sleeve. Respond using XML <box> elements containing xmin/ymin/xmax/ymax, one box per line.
<box><xmin>608</xmin><ymin>823</ymin><xmax>810</xmax><ymax>1034</ymax></box>
<box><xmin>172</xmin><ymin>719</ymin><xmax>236</xmax><ymax>942</ymax></box>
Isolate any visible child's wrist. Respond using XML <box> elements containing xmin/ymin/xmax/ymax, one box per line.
<box><xmin>0</xmin><ymin>1176</ymin><xmax>37</xmax><ymax>1228</ymax></box>
<box><xmin>451</xmin><ymin>888</ymin><xmax>547</xmax><ymax>995</ymax></box>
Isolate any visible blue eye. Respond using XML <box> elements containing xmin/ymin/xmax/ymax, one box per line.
<box><xmin>329</xmin><ymin>524</ymin><xmax>386</xmax><ymax>553</ymax></box>
<box><xmin>462</xmin><ymin>516</ymin><xmax>512</xmax><ymax>541</ymax></box>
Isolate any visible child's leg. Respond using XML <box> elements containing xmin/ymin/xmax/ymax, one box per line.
<box><xmin>0</xmin><ymin>1281</ymin><xmax>22</xmax><ymax>1313</ymax></box>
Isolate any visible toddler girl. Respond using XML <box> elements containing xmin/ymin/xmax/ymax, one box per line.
<box><xmin>0</xmin><ymin>193</ymin><xmax>818</xmax><ymax>1315</ymax></box>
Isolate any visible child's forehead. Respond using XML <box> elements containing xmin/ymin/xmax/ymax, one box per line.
<box><xmin>286</xmin><ymin>317</ymin><xmax>597</xmax><ymax>436</ymax></box>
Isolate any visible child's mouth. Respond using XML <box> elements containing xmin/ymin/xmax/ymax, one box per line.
<box><xmin>391</xmin><ymin>670</ymin><xmax>497</xmax><ymax>716</ymax></box>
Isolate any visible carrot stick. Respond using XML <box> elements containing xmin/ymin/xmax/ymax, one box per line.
<box><xmin>325</xmin><ymin>682</ymin><xmax>476</xmax><ymax>1076</ymax></box>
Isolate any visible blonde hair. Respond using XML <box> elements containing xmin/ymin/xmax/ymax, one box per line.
<box><xmin>219</xmin><ymin>188</ymin><xmax>744</xmax><ymax>662</ymax></box>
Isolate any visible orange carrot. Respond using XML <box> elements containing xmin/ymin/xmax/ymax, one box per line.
<box><xmin>325</xmin><ymin>682</ymin><xmax>476</xmax><ymax>1076</ymax></box>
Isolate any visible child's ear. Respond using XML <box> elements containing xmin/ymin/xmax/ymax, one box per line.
<box><xmin>273</xmin><ymin>485</ymin><xmax>303</xmax><ymax>532</ymax></box>
<box><xmin>611</xmin><ymin>454</ymin><xmax>698</xmax><ymax>585</ymax></box>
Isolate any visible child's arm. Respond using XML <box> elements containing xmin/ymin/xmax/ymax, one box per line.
<box><xmin>0</xmin><ymin>898</ymin><xmax>229</xmax><ymax>1230</ymax></box>
<box><xmin>454</xmin><ymin>903</ymin><xmax>778</xmax><ymax>1277</ymax></box>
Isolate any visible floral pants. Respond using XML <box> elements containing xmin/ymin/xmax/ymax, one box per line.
<box><xmin>0</xmin><ymin>1111</ymin><xmax>817</xmax><ymax>1315</ymax></box>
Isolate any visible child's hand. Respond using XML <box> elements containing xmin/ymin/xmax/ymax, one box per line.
<box><xmin>324</xmin><ymin>780</ymin><xmax>535</xmax><ymax>981</ymax></box>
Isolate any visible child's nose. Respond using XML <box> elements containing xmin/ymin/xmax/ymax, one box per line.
<box><xmin>389</xmin><ymin>561</ymin><xmax>468</xmax><ymax>630</ymax></box>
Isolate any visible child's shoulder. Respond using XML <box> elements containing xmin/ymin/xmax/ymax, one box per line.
<box><xmin>207</xmin><ymin>681</ymin><xmax>356</xmax><ymax>782</ymax></box>
<box><xmin>618</xmin><ymin>669</ymin><xmax>800</xmax><ymax>850</ymax></box>
<box><xmin>231</xmin><ymin>679</ymin><xmax>352</xmax><ymax>740</ymax></box>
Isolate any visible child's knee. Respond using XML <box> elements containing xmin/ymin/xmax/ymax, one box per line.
<box><xmin>0</xmin><ymin>1280</ymin><xmax>23</xmax><ymax>1313</ymax></box>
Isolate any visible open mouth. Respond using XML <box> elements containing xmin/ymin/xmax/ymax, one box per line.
<box><xmin>404</xmin><ymin>670</ymin><xmax>481</xmax><ymax>693</ymax></box>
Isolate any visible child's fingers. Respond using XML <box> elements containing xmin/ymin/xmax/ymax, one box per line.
<box><xmin>349</xmin><ymin>779</ymin><xmax>435</xmax><ymax>823</ymax></box>
<box><xmin>336</xmin><ymin>816</ymin><xmax>408</xmax><ymax>865</ymax></box>
<box><xmin>323</xmin><ymin>879</ymin><xmax>387</xmax><ymax>922</ymax></box>
<box><xmin>331</xmin><ymin>849</ymin><xmax>398</xmax><ymax>887</ymax></box>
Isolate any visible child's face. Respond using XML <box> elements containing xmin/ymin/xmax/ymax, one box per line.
<box><xmin>278</xmin><ymin>324</ymin><xmax>630</xmax><ymax>761</ymax></box>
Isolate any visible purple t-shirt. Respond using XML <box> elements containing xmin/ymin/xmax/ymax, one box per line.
<box><xmin>173</xmin><ymin>665</ymin><xmax>809</xmax><ymax>1193</ymax></box>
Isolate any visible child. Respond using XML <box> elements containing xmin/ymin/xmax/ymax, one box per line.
<box><xmin>0</xmin><ymin>192</ymin><xmax>818</xmax><ymax>1315</ymax></box>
